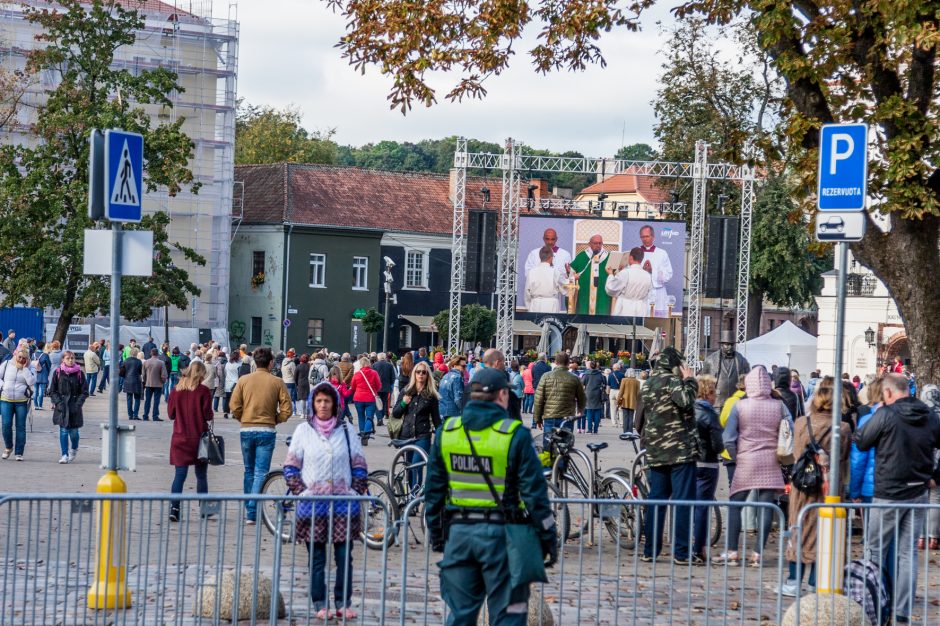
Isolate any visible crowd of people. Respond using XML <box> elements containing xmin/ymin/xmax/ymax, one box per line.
<box><xmin>2</xmin><ymin>327</ymin><xmax>939</xmax><ymax>623</ymax></box>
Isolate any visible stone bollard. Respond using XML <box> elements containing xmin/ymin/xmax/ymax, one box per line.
<box><xmin>477</xmin><ymin>585</ymin><xmax>554</xmax><ymax>626</ymax></box>
<box><xmin>193</xmin><ymin>569</ymin><xmax>286</xmax><ymax>621</ymax></box>
<box><xmin>781</xmin><ymin>593</ymin><xmax>866</xmax><ymax>626</ymax></box>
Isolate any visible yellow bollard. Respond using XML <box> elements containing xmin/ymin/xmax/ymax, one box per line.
<box><xmin>86</xmin><ymin>470</ymin><xmax>132</xmax><ymax>609</ymax></box>
<box><xmin>815</xmin><ymin>495</ymin><xmax>847</xmax><ymax>594</ymax></box>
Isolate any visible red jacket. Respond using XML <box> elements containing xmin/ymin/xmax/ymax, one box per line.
<box><xmin>168</xmin><ymin>385</ymin><xmax>213</xmax><ymax>466</ymax></box>
<box><xmin>349</xmin><ymin>366</ymin><xmax>381</xmax><ymax>403</ymax></box>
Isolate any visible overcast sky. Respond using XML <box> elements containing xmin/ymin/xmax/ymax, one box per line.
<box><xmin>235</xmin><ymin>0</ymin><xmax>678</xmax><ymax>157</ymax></box>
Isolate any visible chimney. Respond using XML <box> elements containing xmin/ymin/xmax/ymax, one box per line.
<box><xmin>530</xmin><ymin>178</ymin><xmax>550</xmax><ymax>200</ymax></box>
<box><xmin>448</xmin><ymin>168</ymin><xmax>457</xmax><ymax>204</ymax></box>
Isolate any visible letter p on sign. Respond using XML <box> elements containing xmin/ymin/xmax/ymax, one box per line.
<box><xmin>829</xmin><ymin>134</ymin><xmax>854</xmax><ymax>175</ymax></box>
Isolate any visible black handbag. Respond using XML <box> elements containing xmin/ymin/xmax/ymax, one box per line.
<box><xmin>791</xmin><ymin>416</ymin><xmax>828</xmax><ymax>495</ymax></box>
<box><xmin>197</xmin><ymin>421</ymin><xmax>225</xmax><ymax>465</ymax></box>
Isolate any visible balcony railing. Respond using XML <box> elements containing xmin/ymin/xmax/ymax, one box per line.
<box><xmin>846</xmin><ymin>272</ymin><xmax>878</xmax><ymax>297</ymax></box>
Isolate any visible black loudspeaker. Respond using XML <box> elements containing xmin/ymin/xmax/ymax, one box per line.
<box><xmin>198</xmin><ymin>328</ymin><xmax>212</xmax><ymax>344</ymax></box>
<box><xmin>705</xmin><ymin>216</ymin><xmax>740</xmax><ymax>299</ymax></box>
<box><xmin>465</xmin><ymin>210</ymin><xmax>497</xmax><ymax>293</ymax></box>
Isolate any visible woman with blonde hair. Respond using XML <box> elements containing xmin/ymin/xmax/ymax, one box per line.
<box><xmin>392</xmin><ymin>360</ymin><xmax>441</xmax><ymax>488</ymax></box>
<box><xmin>349</xmin><ymin>356</ymin><xmax>381</xmax><ymax>446</ymax></box>
<box><xmin>167</xmin><ymin>361</ymin><xmax>213</xmax><ymax>522</ymax></box>
<box><xmin>780</xmin><ymin>377</ymin><xmax>852</xmax><ymax>596</ymax></box>
<box><xmin>1</xmin><ymin>348</ymin><xmax>36</xmax><ymax>461</ymax></box>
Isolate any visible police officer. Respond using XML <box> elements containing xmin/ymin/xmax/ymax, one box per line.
<box><xmin>426</xmin><ymin>368</ymin><xmax>557</xmax><ymax>625</ymax></box>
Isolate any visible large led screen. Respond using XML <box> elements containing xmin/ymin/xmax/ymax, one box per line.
<box><xmin>516</xmin><ymin>216</ymin><xmax>686</xmax><ymax>318</ymax></box>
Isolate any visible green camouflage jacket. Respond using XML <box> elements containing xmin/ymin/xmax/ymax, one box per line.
<box><xmin>640</xmin><ymin>356</ymin><xmax>700</xmax><ymax>468</ymax></box>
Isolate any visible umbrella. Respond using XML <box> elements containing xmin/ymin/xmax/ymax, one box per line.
<box><xmin>536</xmin><ymin>322</ymin><xmax>551</xmax><ymax>355</ymax></box>
<box><xmin>572</xmin><ymin>324</ymin><xmax>589</xmax><ymax>357</ymax></box>
<box><xmin>648</xmin><ymin>331</ymin><xmax>664</xmax><ymax>362</ymax></box>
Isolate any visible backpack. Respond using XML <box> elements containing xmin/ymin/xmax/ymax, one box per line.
<box><xmin>791</xmin><ymin>417</ymin><xmax>829</xmax><ymax>496</ymax></box>
<box><xmin>309</xmin><ymin>362</ymin><xmax>326</xmax><ymax>386</ymax></box>
<box><xmin>844</xmin><ymin>559</ymin><xmax>891</xmax><ymax>626</ymax></box>
<box><xmin>237</xmin><ymin>361</ymin><xmax>251</xmax><ymax>378</ymax></box>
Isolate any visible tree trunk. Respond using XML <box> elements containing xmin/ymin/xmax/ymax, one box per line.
<box><xmin>853</xmin><ymin>214</ymin><xmax>940</xmax><ymax>386</ymax></box>
<box><xmin>52</xmin><ymin>274</ymin><xmax>80</xmax><ymax>344</ymax></box>
<box><xmin>747</xmin><ymin>289</ymin><xmax>764</xmax><ymax>340</ymax></box>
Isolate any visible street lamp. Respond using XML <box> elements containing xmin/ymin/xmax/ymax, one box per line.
<box><xmin>865</xmin><ymin>326</ymin><xmax>876</xmax><ymax>348</ymax></box>
<box><xmin>382</xmin><ymin>256</ymin><xmax>396</xmax><ymax>352</ymax></box>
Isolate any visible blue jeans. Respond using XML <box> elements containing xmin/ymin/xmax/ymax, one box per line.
<box><xmin>408</xmin><ymin>436</ymin><xmax>432</xmax><ymax>490</ymax></box>
<box><xmin>523</xmin><ymin>393</ymin><xmax>534</xmax><ymax>414</ymax></box>
<box><xmin>576</xmin><ymin>415</ymin><xmax>586</xmax><ymax>431</ymax></box>
<box><xmin>240</xmin><ymin>431</ymin><xmax>277</xmax><ymax>521</ymax></box>
<box><xmin>143</xmin><ymin>387</ymin><xmax>162</xmax><ymax>419</ymax></box>
<box><xmin>286</xmin><ymin>382</ymin><xmax>297</xmax><ymax>402</ymax></box>
<box><xmin>354</xmin><ymin>401</ymin><xmax>375</xmax><ymax>436</ymax></box>
<box><xmin>170</xmin><ymin>463</ymin><xmax>208</xmax><ymax>514</ymax></box>
<box><xmin>585</xmin><ymin>408</ymin><xmax>602</xmax><ymax>433</ymax></box>
<box><xmin>0</xmin><ymin>401</ymin><xmax>28</xmax><ymax>455</ymax></box>
<box><xmin>306</xmin><ymin>541</ymin><xmax>353</xmax><ymax>610</ymax></box>
<box><xmin>58</xmin><ymin>427</ymin><xmax>79</xmax><ymax>456</ymax></box>
<box><xmin>86</xmin><ymin>372</ymin><xmax>98</xmax><ymax>395</ymax></box>
<box><xmin>168</xmin><ymin>372</ymin><xmax>179</xmax><ymax>396</ymax></box>
<box><xmin>644</xmin><ymin>461</ymin><xmax>697</xmax><ymax>560</ymax></box>
<box><xmin>98</xmin><ymin>365</ymin><xmax>109</xmax><ymax>392</ymax></box>
<box><xmin>33</xmin><ymin>383</ymin><xmax>46</xmax><ymax>409</ymax></box>
<box><xmin>126</xmin><ymin>393</ymin><xmax>141</xmax><ymax>419</ymax></box>
<box><xmin>692</xmin><ymin>466</ymin><xmax>720</xmax><ymax>556</ymax></box>
<box><xmin>541</xmin><ymin>417</ymin><xmax>568</xmax><ymax>450</ymax></box>
<box><xmin>788</xmin><ymin>560</ymin><xmax>817</xmax><ymax>587</ymax></box>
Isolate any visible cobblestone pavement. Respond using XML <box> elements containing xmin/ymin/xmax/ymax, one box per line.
<box><xmin>2</xmin><ymin>393</ymin><xmax>939</xmax><ymax>624</ymax></box>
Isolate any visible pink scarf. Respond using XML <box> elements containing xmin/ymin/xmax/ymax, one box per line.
<box><xmin>311</xmin><ymin>415</ymin><xmax>337</xmax><ymax>439</ymax></box>
<box><xmin>59</xmin><ymin>362</ymin><xmax>81</xmax><ymax>375</ymax></box>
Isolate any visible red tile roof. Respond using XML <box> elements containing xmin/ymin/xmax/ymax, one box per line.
<box><xmin>234</xmin><ymin>164</ymin><xmax>503</xmax><ymax>236</ymax></box>
<box><xmin>580</xmin><ymin>172</ymin><xmax>673</xmax><ymax>204</ymax></box>
<box><xmin>77</xmin><ymin>0</ymin><xmax>192</xmax><ymax>16</ymax></box>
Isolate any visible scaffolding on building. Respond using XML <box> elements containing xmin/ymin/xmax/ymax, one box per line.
<box><xmin>447</xmin><ymin>139</ymin><xmax>758</xmax><ymax>367</ymax></box>
<box><xmin>0</xmin><ymin>0</ymin><xmax>239</xmax><ymax>331</ymax></box>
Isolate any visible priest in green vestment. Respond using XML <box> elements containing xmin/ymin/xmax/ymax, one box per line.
<box><xmin>568</xmin><ymin>234</ymin><xmax>612</xmax><ymax>315</ymax></box>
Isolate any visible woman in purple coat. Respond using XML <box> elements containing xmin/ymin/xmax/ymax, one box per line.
<box><xmin>717</xmin><ymin>366</ymin><xmax>791</xmax><ymax>566</ymax></box>
<box><xmin>167</xmin><ymin>361</ymin><xmax>213</xmax><ymax>522</ymax></box>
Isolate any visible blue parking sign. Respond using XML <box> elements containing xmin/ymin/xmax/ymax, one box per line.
<box><xmin>817</xmin><ymin>123</ymin><xmax>867</xmax><ymax>211</ymax></box>
<box><xmin>105</xmin><ymin>129</ymin><xmax>144</xmax><ymax>222</ymax></box>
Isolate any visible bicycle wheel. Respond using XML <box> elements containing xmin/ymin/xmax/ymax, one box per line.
<box><xmin>389</xmin><ymin>444</ymin><xmax>430</xmax><ymax>500</ymax></box>
<box><xmin>362</xmin><ymin>475</ymin><xmax>399</xmax><ymax>550</ymax></box>
<box><xmin>630</xmin><ymin>451</ymin><xmax>650</xmax><ymax>500</ymax></box>
<box><xmin>259</xmin><ymin>470</ymin><xmax>295</xmax><ymax>543</ymax></box>
<box><xmin>598</xmin><ymin>473</ymin><xmax>643</xmax><ymax>548</ymax></box>
<box><xmin>709</xmin><ymin>505</ymin><xmax>723</xmax><ymax>547</ymax></box>
<box><xmin>555</xmin><ymin>472</ymin><xmax>590</xmax><ymax>541</ymax></box>
<box><xmin>546</xmin><ymin>482</ymin><xmax>569</xmax><ymax>547</ymax></box>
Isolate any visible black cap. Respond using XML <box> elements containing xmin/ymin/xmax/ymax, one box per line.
<box><xmin>472</xmin><ymin>368</ymin><xmax>509</xmax><ymax>393</ymax></box>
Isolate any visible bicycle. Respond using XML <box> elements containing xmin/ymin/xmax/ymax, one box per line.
<box><xmin>259</xmin><ymin>436</ymin><xmax>397</xmax><ymax>548</ymax></box>
<box><xmin>362</xmin><ymin>437</ymin><xmax>431</xmax><ymax>551</ymax></box>
<box><xmin>545</xmin><ymin>418</ymin><xmax>640</xmax><ymax>547</ymax></box>
<box><xmin>621</xmin><ymin>432</ymin><xmax>723</xmax><ymax>548</ymax></box>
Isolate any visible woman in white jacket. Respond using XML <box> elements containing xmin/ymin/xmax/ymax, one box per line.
<box><xmin>222</xmin><ymin>352</ymin><xmax>242</xmax><ymax>419</ymax></box>
<box><xmin>1</xmin><ymin>348</ymin><xmax>36</xmax><ymax>461</ymax></box>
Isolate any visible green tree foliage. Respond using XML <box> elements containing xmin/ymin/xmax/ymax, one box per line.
<box><xmin>0</xmin><ymin>0</ymin><xmax>204</xmax><ymax>342</ymax></box>
<box><xmin>361</xmin><ymin>308</ymin><xmax>385</xmax><ymax>351</ymax></box>
<box><xmin>433</xmin><ymin>304</ymin><xmax>497</xmax><ymax>347</ymax></box>
<box><xmin>652</xmin><ymin>18</ymin><xmax>826</xmax><ymax>337</ymax></box>
<box><xmin>615</xmin><ymin>143</ymin><xmax>658</xmax><ymax>161</ymax></box>
<box><xmin>324</xmin><ymin>0</ymin><xmax>940</xmax><ymax>379</ymax></box>
<box><xmin>235</xmin><ymin>102</ymin><xmax>336</xmax><ymax>165</ymax></box>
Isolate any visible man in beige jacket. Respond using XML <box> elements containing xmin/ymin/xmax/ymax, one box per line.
<box><xmin>230</xmin><ymin>347</ymin><xmax>292</xmax><ymax>524</ymax></box>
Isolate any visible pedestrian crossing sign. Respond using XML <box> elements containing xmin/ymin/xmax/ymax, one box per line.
<box><xmin>104</xmin><ymin>129</ymin><xmax>144</xmax><ymax>222</ymax></box>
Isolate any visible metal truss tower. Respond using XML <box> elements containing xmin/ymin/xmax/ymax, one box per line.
<box><xmin>446</xmin><ymin>139</ymin><xmax>757</xmax><ymax>358</ymax></box>
<box><xmin>736</xmin><ymin>168</ymin><xmax>756</xmax><ymax>346</ymax></box>
<box><xmin>447</xmin><ymin>139</ymin><xmax>468</xmax><ymax>355</ymax></box>
<box><xmin>685</xmin><ymin>141</ymin><xmax>708</xmax><ymax>368</ymax></box>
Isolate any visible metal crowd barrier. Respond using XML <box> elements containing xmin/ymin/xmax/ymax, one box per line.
<box><xmin>4</xmin><ymin>493</ymin><xmax>940</xmax><ymax>625</ymax></box>
<box><xmin>791</xmin><ymin>500</ymin><xmax>940</xmax><ymax>626</ymax></box>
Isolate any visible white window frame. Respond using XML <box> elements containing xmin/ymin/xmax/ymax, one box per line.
<box><xmin>404</xmin><ymin>250</ymin><xmax>429</xmax><ymax>290</ymax></box>
<box><xmin>352</xmin><ymin>256</ymin><xmax>369</xmax><ymax>291</ymax></box>
<box><xmin>309</xmin><ymin>253</ymin><xmax>326</xmax><ymax>288</ymax></box>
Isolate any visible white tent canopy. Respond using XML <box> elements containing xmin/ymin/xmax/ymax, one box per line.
<box><xmin>741</xmin><ymin>321</ymin><xmax>818</xmax><ymax>375</ymax></box>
